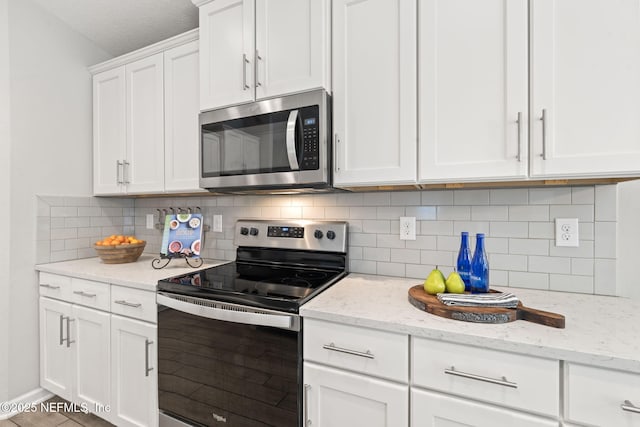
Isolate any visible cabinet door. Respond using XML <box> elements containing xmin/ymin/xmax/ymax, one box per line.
<box><xmin>531</xmin><ymin>0</ymin><xmax>640</xmax><ymax>178</ymax></box>
<box><xmin>39</xmin><ymin>297</ymin><xmax>73</xmax><ymax>401</ymax></box>
<box><xmin>411</xmin><ymin>388</ymin><xmax>558</xmax><ymax>427</ymax></box>
<box><xmin>304</xmin><ymin>362</ymin><xmax>408</xmax><ymax>427</ymax></box>
<box><xmin>93</xmin><ymin>67</ymin><xmax>125</xmax><ymax>195</ymax></box>
<box><xmin>199</xmin><ymin>0</ymin><xmax>255</xmax><ymax>110</ymax></box>
<box><xmin>72</xmin><ymin>305</ymin><xmax>110</xmax><ymax>418</ymax></box>
<box><xmin>419</xmin><ymin>0</ymin><xmax>528</xmax><ymax>182</ymax></box>
<box><xmin>111</xmin><ymin>315</ymin><xmax>158</xmax><ymax>427</ymax></box>
<box><xmin>255</xmin><ymin>0</ymin><xmax>330</xmax><ymax>99</ymax></box>
<box><xmin>332</xmin><ymin>0</ymin><xmax>417</xmax><ymax>186</ymax></box>
<box><xmin>164</xmin><ymin>40</ymin><xmax>205</xmax><ymax>193</ymax></box>
<box><xmin>125</xmin><ymin>53</ymin><xmax>165</xmax><ymax>194</ymax></box>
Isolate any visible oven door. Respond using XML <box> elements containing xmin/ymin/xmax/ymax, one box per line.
<box><xmin>199</xmin><ymin>89</ymin><xmax>330</xmax><ymax>192</ymax></box>
<box><xmin>157</xmin><ymin>292</ymin><xmax>301</xmax><ymax>427</ymax></box>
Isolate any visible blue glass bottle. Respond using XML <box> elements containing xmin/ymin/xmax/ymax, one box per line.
<box><xmin>456</xmin><ymin>232</ymin><xmax>472</xmax><ymax>292</ymax></box>
<box><xmin>470</xmin><ymin>233</ymin><xmax>489</xmax><ymax>293</ymax></box>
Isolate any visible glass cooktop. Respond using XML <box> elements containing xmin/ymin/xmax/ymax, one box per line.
<box><xmin>157</xmin><ymin>261</ymin><xmax>346</xmax><ymax>313</ymax></box>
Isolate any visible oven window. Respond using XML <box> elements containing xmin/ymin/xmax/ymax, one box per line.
<box><xmin>201</xmin><ymin>106</ymin><xmax>319</xmax><ymax>177</ymax></box>
<box><xmin>158</xmin><ymin>307</ymin><xmax>299</xmax><ymax>427</ymax></box>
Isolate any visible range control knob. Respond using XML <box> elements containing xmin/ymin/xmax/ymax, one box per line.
<box><xmin>326</xmin><ymin>230</ymin><xmax>336</xmax><ymax>240</ymax></box>
<box><xmin>240</xmin><ymin>227</ymin><xmax>249</xmax><ymax>236</ymax></box>
<box><xmin>249</xmin><ymin>227</ymin><xmax>259</xmax><ymax>236</ymax></box>
<box><xmin>314</xmin><ymin>229</ymin><xmax>324</xmax><ymax>239</ymax></box>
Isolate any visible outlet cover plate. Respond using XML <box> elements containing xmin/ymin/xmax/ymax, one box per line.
<box><xmin>400</xmin><ymin>216</ymin><xmax>416</xmax><ymax>240</ymax></box>
<box><xmin>555</xmin><ymin>218</ymin><xmax>579</xmax><ymax>247</ymax></box>
<box><xmin>213</xmin><ymin>215</ymin><xmax>223</xmax><ymax>232</ymax></box>
<box><xmin>146</xmin><ymin>214</ymin><xmax>155</xmax><ymax>230</ymax></box>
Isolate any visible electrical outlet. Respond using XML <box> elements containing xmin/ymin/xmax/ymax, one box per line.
<box><xmin>146</xmin><ymin>214</ymin><xmax>155</xmax><ymax>230</ymax></box>
<box><xmin>399</xmin><ymin>216</ymin><xmax>416</xmax><ymax>240</ymax></box>
<box><xmin>555</xmin><ymin>218</ymin><xmax>579</xmax><ymax>247</ymax></box>
<box><xmin>213</xmin><ymin>214</ymin><xmax>223</xmax><ymax>232</ymax></box>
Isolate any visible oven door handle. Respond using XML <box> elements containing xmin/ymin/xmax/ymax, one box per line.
<box><xmin>157</xmin><ymin>293</ymin><xmax>294</xmax><ymax>330</ymax></box>
<box><xmin>286</xmin><ymin>109</ymin><xmax>300</xmax><ymax>171</ymax></box>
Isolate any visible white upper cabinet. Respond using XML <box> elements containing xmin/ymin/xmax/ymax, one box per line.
<box><xmin>255</xmin><ymin>0</ymin><xmax>330</xmax><ymax>100</ymax></box>
<box><xmin>332</xmin><ymin>0</ymin><xmax>417</xmax><ymax>187</ymax></box>
<box><xmin>197</xmin><ymin>0</ymin><xmax>331</xmax><ymax>112</ymax></box>
<box><xmin>418</xmin><ymin>0</ymin><xmax>529</xmax><ymax>183</ymax></box>
<box><xmin>199</xmin><ymin>0</ymin><xmax>254</xmax><ymax>110</ymax></box>
<box><xmin>164</xmin><ymin>40</ymin><xmax>203</xmax><ymax>192</ymax></box>
<box><xmin>125</xmin><ymin>54</ymin><xmax>165</xmax><ymax>193</ymax></box>
<box><xmin>530</xmin><ymin>0</ymin><xmax>640</xmax><ymax>178</ymax></box>
<box><xmin>93</xmin><ymin>67</ymin><xmax>126</xmax><ymax>195</ymax></box>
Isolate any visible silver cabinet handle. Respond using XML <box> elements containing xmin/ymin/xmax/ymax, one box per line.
<box><xmin>116</xmin><ymin>160</ymin><xmax>124</xmax><ymax>184</ymax></box>
<box><xmin>622</xmin><ymin>400</ymin><xmax>640</xmax><ymax>414</ymax></box>
<box><xmin>334</xmin><ymin>134</ymin><xmax>340</xmax><ymax>172</ymax></box>
<box><xmin>123</xmin><ymin>160</ymin><xmax>130</xmax><ymax>184</ymax></box>
<box><xmin>242</xmin><ymin>53</ymin><xmax>250</xmax><ymax>90</ymax></box>
<box><xmin>516</xmin><ymin>111</ymin><xmax>522</xmax><ymax>162</ymax></box>
<box><xmin>286</xmin><ymin>110</ymin><xmax>300</xmax><ymax>171</ymax></box>
<box><xmin>540</xmin><ymin>109</ymin><xmax>548</xmax><ymax>160</ymax></box>
<box><xmin>304</xmin><ymin>384</ymin><xmax>311</xmax><ymax>426</ymax></box>
<box><xmin>40</xmin><ymin>284</ymin><xmax>60</xmax><ymax>290</ymax></box>
<box><xmin>73</xmin><ymin>290</ymin><xmax>97</xmax><ymax>298</ymax></box>
<box><xmin>255</xmin><ymin>50</ymin><xmax>262</xmax><ymax>87</ymax></box>
<box><xmin>322</xmin><ymin>342</ymin><xmax>374</xmax><ymax>359</ymax></box>
<box><xmin>145</xmin><ymin>339</ymin><xmax>154</xmax><ymax>377</ymax></box>
<box><xmin>59</xmin><ymin>314</ymin><xmax>65</xmax><ymax>346</ymax></box>
<box><xmin>66</xmin><ymin>317</ymin><xmax>75</xmax><ymax>348</ymax></box>
<box><xmin>115</xmin><ymin>300</ymin><xmax>142</xmax><ymax>308</ymax></box>
<box><xmin>444</xmin><ymin>366</ymin><xmax>518</xmax><ymax>389</ymax></box>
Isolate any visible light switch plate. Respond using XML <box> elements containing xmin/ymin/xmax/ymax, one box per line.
<box><xmin>555</xmin><ymin>218</ymin><xmax>579</xmax><ymax>247</ymax></box>
<box><xmin>146</xmin><ymin>214</ymin><xmax>155</xmax><ymax>230</ymax></box>
<box><xmin>213</xmin><ymin>214</ymin><xmax>223</xmax><ymax>232</ymax></box>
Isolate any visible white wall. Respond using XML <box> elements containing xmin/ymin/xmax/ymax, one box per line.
<box><xmin>617</xmin><ymin>180</ymin><xmax>640</xmax><ymax>300</ymax></box>
<box><xmin>4</xmin><ymin>0</ymin><xmax>110</xmax><ymax>401</ymax></box>
<box><xmin>0</xmin><ymin>0</ymin><xmax>11</xmax><ymax>404</ymax></box>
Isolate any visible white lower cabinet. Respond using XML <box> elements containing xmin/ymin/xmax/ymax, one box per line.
<box><xmin>411</xmin><ymin>388</ymin><xmax>557</xmax><ymax>427</ymax></box>
<box><xmin>39</xmin><ymin>273</ymin><xmax>158</xmax><ymax>426</ymax></box>
<box><xmin>304</xmin><ymin>362</ymin><xmax>408</xmax><ymax>427</ymax></box>
<box><xmin>111</xmin><ymin>315</ymin><xmax>158</xmax><ymax>427</ymax></box>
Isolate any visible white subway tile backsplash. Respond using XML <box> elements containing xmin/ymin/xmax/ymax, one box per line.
<box><xmin>281</xmin><ymin>206</ymin><xmax>302</xmax><ymax>218</ymax></box>
<box><xmin>490</xmin><ymin>188</ymin><xmax>529</xmax><ymax>205</ymax></box>
<box><xmin>549</xmin><ymin>240</ymin><xmax>594</xmax><ymax>258</ymax></box>
<box><xmin>489</xmin><ymin>221</ymin><xmax>529</xmax><ymax>238</ymax></box>
<box><xmin>406</xmin><ymin>263</ymin><xmax>434</xmax><ymax>280</ymax></box>
<box><xmin>363</xmin><ymin>247</ymin><xmax>390</xmax><ymax>262</ymax></box>
<box><xmin>453</xmin><ymin>221</ymin><xmax>489</xmax><ymax>236</ymax></box>
<box><xmin>363</xmin><ymin>192</ymin><xmax>390</xmax><ymax>206</ymax></box>
<box><xmin>51</xmin><ymin>240</ymin><xmax>65</xmax><ymax>251</ymax></box>
<box><xmin>377</xmin><ymin>262</ymin><xmax>405</xmax><ymax>277</ymax></box>
<box><xmin>489</xmin><ymin>254</ymin><xmax>527</xmax><ymax>272</ymax></box>
<box><xmin>422</xmin><ymin>190</ymin><xmax>453</xmax><ymax>205</ymax></box>
<box><xmin>484</xmin><ymin>237</ymin><xmax>509</xmax><ymax>254</ymax></box>
<box><xmin>509</xmin><ymin>271</ymin><xmax>549</xmax><ymax>290</ymax></box>
<box><xmin>312</xmin><ymin>194</ymin><xmax>338</xmax><ymax>206</ymax></box>
<box><xmin>376</xmin><ymin>234</ymin><xmax>405</xmax><ymax>249</ymax></box>
<box><xmin>405</xmin><ymin>206</ymin><xmax>437</xmax><ymax>220</ymax></box>
<box><xmin>508</xmin><ymin>238</ymin><xmax>549</xmax><ymax>256</ymax></box>
<box><xmin>508</xmin><ymin>205</ymin><xmax>549</xmax><ymax>222</ymax></box>
<box><xmin>454</xmin><ymin>190</ymin><xmax>490</xmax><ymax>205</ymax></box>
<box><xmin>579</xmin><ymin>222</ymin><xmax>594</xmax><ymax>241</ymax></box>
<box><xmin>405</xmin><ymin>235</ymin><xmax>437</xmax><ymax>250</ymax></box>
<box><xmin>51</xmin><ymin>207</ymin><xmax>78</xmax><ymax>217</ymax></box>
<box><xmin>377</xmin><ymin>206</ymin><xmax>405</xmax><ymax>219</ymax></box>
<box><xmin>51</xmin><ymin>228</ymin><xmax>77</xmax><ymax>240</ymax></box>
<box><xmin>437</xmin><ymin>206</ymin><xmax>471</xmax><ymax>221</ymax></box>
<box><xmin>595</xmin><ymin>185</ymin><xmax>617</xmax><ymax>221</ymax></box>
<box><xmin>435</xmin><ymin>235</ymin><xmax>459</xmax><ymax>251</ymax></box>
<box><xmin>325</xmin><ymin>206</ymin><xmax>349</xmax><ymax>219</ymax></box>
<box><xmin>350</xmin><ymin>233</ymin><xmax>377</xmax><ymax>247</ymax></box>
<box><xmin>529</xmin><ymin>256</ymin><xmax>571</xmax><ymax>274</ymax></box>
<box><xmin>491</xmin><ymin>270</ymin><xmax>509</xmax><ymax>287</ymax></box>
<box><xmin>529</xmin><ymin>187</ymin><xmax>572</xmax><ymax>205</ymax></box>
<box><xmin>571</xmin><ymin>258</ymin><xmax>594</xmax><ymax>276</ymax></box>
<box><xmin>391</xmin><ymin>249</ymin><xmax>421</xmax><ymax>264</ymax></box>
<box><xmin>420</xmin><ymin>250</ymin><xmax>454</xmax><ymax>268</ymax></box>
<box><xmin>419</xmin><ymin>220</ymin><xmax>453</xmax><ymax>236</ymax></box>
<box><xmin>362</xmin><ymin>220</ymin><xmax>391</xmax><ymax>234</ymax></box>
<box><xmin>65</xmin><ymin>217</ymin><xmax>91</xmax><ymax>228</ymax></box>
<box><xmin>471</xmin><ymin>206</ymin><xmax>508</xmax><ymax>221</ymax></box>
<box><xmin>261</xmin><ymin>206</ymin><xmax>281</xmax><ymax>218</ymax></box>
<box><xmin>350</xmin><ymin>260</ymin><xmax>376</xmax><ymax>275</ymax></box>
<box><xmin>348</xmin><ymin>206</ymin><xmax>377</xmax><ymax>220</ymax></box>
<box><xmin>595</xmin><ymin>258</ymin><xmax>617</xmax><ymax>295</ymax></box>
<box><xmin>595</xmin><ymin>222</ymin><xmax>616</xmax><ymax>258</ymax></box>
<box><xmin>529</xmin><ymin>222</ymin><xmax>554</xmax><ymax>239</ymax></box>
<box><xmin>302</xmin><ymin>207</ymin><xmax>325</xmax><ymax>219</ymax></box>
<box><xmin>393</xmin><ymin>191</ymin><xmax>421</xmax><ymax>206</ymax></box>
<box><xmin>349</xmin><ymin>246</ymin><xmax>363</xmax><ymax>260</ymax></box>
<box><xmin>549</xmin><ymin>205</ymin><xmax>594</xmax><ymax>222</ymax></box>
<box><xmin>572</xmin><ymin>186</ymin><xmax>595</xmax><ymax>204</ymax></box>
<box><xmin>337</xmin><ymin>192</ymin><xmax>364</xmax><ymax>206</ymax></box>
<box><xmin>550</xmin><ymin>274</ymin><xmax>594</xmax><ymax>293</ymax></box>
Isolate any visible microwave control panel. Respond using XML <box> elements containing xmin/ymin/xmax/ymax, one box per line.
<box><xmin>301</xmin><ymin>106</ymin><xmax>320</xmax><ymax>170</ymax></box>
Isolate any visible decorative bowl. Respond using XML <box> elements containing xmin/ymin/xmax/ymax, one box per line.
<box><xmin>94</xmin><ymin>241</ymin><xmax>146</xmax><ymax>264</ymax></box>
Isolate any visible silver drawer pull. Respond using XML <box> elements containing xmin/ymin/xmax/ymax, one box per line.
<box><xmin>145</xmin><ymin>339</ymin><xmax>154</xmax><ymax>377</ymax></box>
<box><xmin>622</xmin><ymin>400</ymin><xmax>640</xmax><ymax>414</ymax></box>
<box><xmin>115</xmin><ymin>300</ymin><xmax>142</xmax><ymax>308</ymax></box>
<box><xmin>322</xmin><ymin>343</ymin><xmax>374</xmax><ymax>359</ymax></box>
<box><xmin>444</xmin><ymin>366</ymin><xmax>518</xmax><ymax>389</ymax></box>
<box><xmin>40</xmin><ymin>284</ymin><xmax>60</xmax><ymax>289</ymax></box>
<box><xmin>73</xmin><ymin>290</ymin><xmax>96</xmax><ymax>297</ymax></box>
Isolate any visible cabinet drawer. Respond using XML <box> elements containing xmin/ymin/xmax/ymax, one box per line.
<box><xmin>110</xmin><ymin>285</ymin><xmax>156</xmax><ymax>323</ymax></box>
<box><xmin>70</xmin><ymin>278</ymin><xmax>110</xmax><ymax>311</ymax></box>
<box><xmin>412</xmin><ymin>337</ymin><xmax>559</xmax><ymax>417</ymax></box>
<box><xmin>303</xmin><ymin>318</ymin><xmax>409</xmax><ymax>383</ymax></box>
<box><xmin>39</xmin><ymin>273</ymin><xmax>72</xmax><ymax>301</ymax></box>
<box><xmin>566</xmin><ymin>363</ymin><xmax>640</xmax><ymax>426</ymax></box>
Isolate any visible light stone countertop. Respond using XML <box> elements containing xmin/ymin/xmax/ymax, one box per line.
<box><xmin>35</xmin><ymin>255</ymin><xmax>228</xmax><ymax>291</ymax></box>
<box><xmin>300</xmin><ymin>274</ymin><xmax>640</xmax><ymax>374</ymax></box>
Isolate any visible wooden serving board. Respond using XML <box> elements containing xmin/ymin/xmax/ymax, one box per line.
<box><xmin>408</xmin><ymin>285</ymin><xmax>565</xmax><ymax>328</ymax></box>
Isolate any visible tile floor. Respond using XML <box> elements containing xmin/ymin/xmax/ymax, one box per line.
<box><xmin>0</xmin><ymin>396</ymin><xmax>113</xmax><ymax>427</ymax></box>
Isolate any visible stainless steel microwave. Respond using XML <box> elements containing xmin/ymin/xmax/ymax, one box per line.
<box><xmin>199</xmin><ymin>89</ymin><xmax>331</xmax><ymax>193</ymax></box>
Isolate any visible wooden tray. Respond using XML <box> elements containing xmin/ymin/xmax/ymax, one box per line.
<box><xmin>408</xmin><ymin>285</ymin><xmax>565</xmax><ymax>328</ymax></box>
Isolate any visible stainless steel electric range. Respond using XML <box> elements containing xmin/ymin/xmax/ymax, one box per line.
<box><xmin>156</xmin><ymin>219</ymin><xmax>348</xmax><ymax>427</ymax></box>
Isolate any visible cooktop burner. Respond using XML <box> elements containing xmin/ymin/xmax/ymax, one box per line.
<box><xmin>157</xmin><ymin>219</ymin><xmax>349</xmax><ymax>313</ymax></box>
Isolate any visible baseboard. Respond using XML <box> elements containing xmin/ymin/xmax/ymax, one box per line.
<box><xmin>0</xmin><ymin>388</ymin><xmax>54</xmax><ymax>420</ymax></box>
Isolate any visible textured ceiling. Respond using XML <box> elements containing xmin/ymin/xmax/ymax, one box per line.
<box><xmin>32</xmin><ymin>0</ymin><xmax>199</xmax><ymax>57</ymax></box>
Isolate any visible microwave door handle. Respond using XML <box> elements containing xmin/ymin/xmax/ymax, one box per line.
<box><xmin>286</xmin><ymin>110</ymin><xmax>300</xmax><ymax>170</ymax></box>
